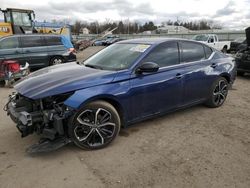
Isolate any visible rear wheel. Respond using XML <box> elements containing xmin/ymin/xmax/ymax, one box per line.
<box><xmin>68</xmin><ymin>100</ymin><xmax>121</xmax><ymax>150</ymax></box>
<box><xmin>222</xmin><ymin>46</ymin><xmax>227</xmax><ymax>53</ymax></box>
<box><xmin>205</xmin><ymin>77</ymin><xmax>228</xmax><ymax>108</ymax></box>
<box><xmin>50</xmin><ymin>56</ymin><xmax>64</xmax><ymax>66</ymax></box>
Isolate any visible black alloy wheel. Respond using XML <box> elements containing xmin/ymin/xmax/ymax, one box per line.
<box><xmin>69</xmin><ymin>101</ymin><xmax>121</xmax><ymax>150</ymax></box>
<box><xmin>205</xmin><ymin>77</ymin><xmax>228</xmax><ymax>108</ymax></box>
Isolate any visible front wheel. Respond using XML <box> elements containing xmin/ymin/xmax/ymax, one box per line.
<box><xmin>205</xmin><ymin>77</ymin><xmax>229</xmax><ymax>108</ymax></box>
<box><xmin>68</xmin><ymin>100</ymin><xmax>121</xmax><ymax>150</ymax></box>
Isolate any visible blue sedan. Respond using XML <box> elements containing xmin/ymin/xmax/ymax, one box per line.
<box><xmin>6</xmin><ymin>38</ymin><xmax>236</xmax><ymax>152</ymax></box>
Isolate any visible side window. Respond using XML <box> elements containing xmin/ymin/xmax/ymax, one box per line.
<box><xmin>0</xmin><ymin>37</ymin><xmax>18</xmax><ymax>49</ymax></box>
<box><xmin>45</xmin><ymin>36</ymin><xmax>62</xmax><ymax>46</ymax></box>
<box><xmin>208</xmin><ymin>37</ymin><xmax>214</xmax><ymax>43</ymax></box>
<box><xmin>142</xmin><ymin>42</ymin><xmax>179</xmax><ymax>67</ymax></box>
<box><xmin>204</xmin><ymin>45</ymin><xmax>213</xmax><ymax>59</ymax></box>
<box><xmin>20</xmin><ymin>36</ymin><xmax>45</xmax><ymax>48</ymax></box>
<box><xmin>181</xmin><ymin>42</ymin><xmax>205</xmax><ymax>63</ymax></box>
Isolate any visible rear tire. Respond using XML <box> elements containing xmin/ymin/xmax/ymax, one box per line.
<box><xmin>50</xmin><ymin>56</ymin><xmax>64</xmax><ymax>66</ymax></box>
<box><xmin>205</xmin><ymin>77</ymin><xmax>228</xmax><ymax>108</ymax></box>
<box><xmin>222</xmin><ymin>46</ymin><xmax>227</xmax><ymax>53</ymax></box>
<box><xmin>68</xmin><ymin>100</ymin><xmax>121</xmax><ymax>150</ymax></box>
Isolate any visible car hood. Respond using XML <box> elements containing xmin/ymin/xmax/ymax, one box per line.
<box><xmin>15</xmin><ymin>62</ymin><xmax>117</xmax><ymax>99</ymax></box>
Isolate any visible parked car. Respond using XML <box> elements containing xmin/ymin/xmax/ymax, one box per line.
<box><xmin>0</xmin><ymin>34</ymin><xmax>76</xmax><ymax>69</ymax></box>
<box><xmin>75</xmin><ymin>39</ymin><xmax>92</xmax><ymax>50</ymax></box>
<box><xmin>92</xmin><ymin>39</ymin><xmax>106</xmax><ymax>46</ymax></box>
<box><xmin>5</xmin><ymin>38</ymin><xmax>236</xmax><ymax>153</ymax></box>
<box><xmin>235</xmin><ymin>27</ymin><xmax>250</xmax><ymax>76</ymax></box>
<box><xmin>105</xmin><ymin>38</ymin><xmax>125</xmax><ymax>46</ymax></box>
<box><xmin>192</xmin><ymin>34</ymin><xmax>231</xmax><ymax>52</ymax></box>
<box><xmin>229</xmin><ymin>37</ymin><xmax>247</xmax><ymax>53</ymax></box>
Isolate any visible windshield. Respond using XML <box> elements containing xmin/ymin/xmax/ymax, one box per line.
<box><xmin>192</xmin><ymin>35</ymin><xmax>209</xmax><ymax>42</ymax></box>
<box><xmin>12</xmin><ymin>11</ymin><xmax>32</xmax><ymax>27</ymax></box>
<box><xmin>84</xmin><ymin>43</ymin><xmax>151</xmax><ymax>70</ymax></box>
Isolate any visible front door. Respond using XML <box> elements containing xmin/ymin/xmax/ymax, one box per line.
<box><xmin>129</xmin><ymin>41</ymin><xmax>183</xmax><ymax>122</ymax></box>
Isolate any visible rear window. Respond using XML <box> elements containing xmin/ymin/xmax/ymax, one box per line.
<box><xmin>45</xmin><ymin>36</ymin><xmax>62</xmax><ymax>46</ymax></box>
<box><xmin>0</xmin><ymin>37</ymin><xmax>19</xmax><ymax>49</ymax></box>
<box><xmin>181</xmin><ymin>42</ymin><xmax>205</xmax><ymax>63</ymax></box>
<box><xmin>20</xmin><ymin>36</ymin><xmax>45</xmax><ymax>48</ymax></box>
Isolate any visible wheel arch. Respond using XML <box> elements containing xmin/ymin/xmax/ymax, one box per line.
<box><xmin>219</xmin><ymin>73</ymin><xmax>231</xmax><ymax>83</ymax></box>
<box><xmin>78</xmin><ymin>95</ymin><xmax>126</xmax><ymax>127</ymax></box>
<box><xmin>223</xmin><ymin>45</ymin><xmax>228</xmax><ymax>49</ymax></box>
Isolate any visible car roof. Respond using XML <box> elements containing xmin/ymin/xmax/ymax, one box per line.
<box><xmin>118</xmin><ymin>38</ymin><xmax>201</xmax><ymax>45</ymax></box>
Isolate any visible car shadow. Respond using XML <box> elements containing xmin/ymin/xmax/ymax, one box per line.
<box><xmin>238</xmin><ymin>73</ymin><xmax>250</xmax><ymax>80</ymax></box>
<box><xmin>28</xmin><ymin>104</ymin><xmax>208</xmax><ymax>157</ymax></box>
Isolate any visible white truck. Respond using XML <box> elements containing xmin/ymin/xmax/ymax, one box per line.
<box><xmin>192</xmin><ymin>34</ymin><xmax>231</xmax><ymax>53</ymax></box>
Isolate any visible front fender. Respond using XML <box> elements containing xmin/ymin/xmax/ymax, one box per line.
<box><xmin>64</xmin><ymin>81</ymin><xmax>130</xmax><ymax>120</ymax></box>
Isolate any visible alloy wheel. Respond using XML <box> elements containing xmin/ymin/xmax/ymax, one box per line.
<box><xmin>52</xmin><ymin>58</ymin><xmax>63</xmax><ymax>65</ymax></box>
<box><xmin>213</xmin><ymin>80</ymin><xmax>228</xmax><ymax>106</ymax></box>
<box><xmin>74</xmin><ymin>108</ymin><xmax>116</xmax><ymax>147</ymax></box>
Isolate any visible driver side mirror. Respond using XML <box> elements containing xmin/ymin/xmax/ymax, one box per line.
<box><xmin>136</xmin><ymin>62</ymin><xmax>159</xmax><ymax>74</ymax></box>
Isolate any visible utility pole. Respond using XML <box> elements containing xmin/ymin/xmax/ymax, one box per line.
<box><xmin>127</xmin><ymin>18</ymin><xmax>129</xmax><ymax>35</ymax></box>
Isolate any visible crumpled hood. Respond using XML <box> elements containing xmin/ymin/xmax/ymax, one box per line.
<box><xmin>15</xmin><ymin>62</ymin><xmax>117</xmax><ymax>99</ymax></box>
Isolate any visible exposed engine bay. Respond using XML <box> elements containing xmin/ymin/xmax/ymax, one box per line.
<box><xmin>5</xmin><ymin>92</ymin><xmax>74</xmax><ymax>153</ymax></box>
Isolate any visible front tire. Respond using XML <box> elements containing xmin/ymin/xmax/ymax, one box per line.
<box><xmin>205</xmin><ymin>77</ymin><xmax>228</xmax><ymax>108</ymax></box>
<box><xmin>68</xmin><ymin>100</ymin><xmax>121</xmax><ymax>150</ymax></box>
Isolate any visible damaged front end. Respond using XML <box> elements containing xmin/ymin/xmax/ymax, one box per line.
<box><xmin>4</xmin><ymin>92</ymin><xmax>75</xmax><ymax>153</ymax></box>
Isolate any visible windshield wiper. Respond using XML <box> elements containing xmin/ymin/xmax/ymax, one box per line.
<box><xmin>84</xmin><ymin>64</ymin><xmax>103</xmax><ymax>70</ymax></box>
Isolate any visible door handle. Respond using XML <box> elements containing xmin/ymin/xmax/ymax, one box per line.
<box><xmin>211</xmin><ymin>63</ymin><xmax>217</xmax><ymax>68</ymax></box>
<box><xmin>176</xmin><ymin>73</ymin><xmax>183</xmax><ymax>79</ymax></box>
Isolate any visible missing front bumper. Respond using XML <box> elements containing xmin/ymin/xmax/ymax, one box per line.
<box><xmin>5</xmin><ymin>93</ymin><xmax>74</xmax><ymax>153</ymax></box>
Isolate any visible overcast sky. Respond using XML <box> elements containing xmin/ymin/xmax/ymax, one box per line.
<box><xmin>1</xmin><ymin>0</ymin><xmax>250</xmax><ymax>29</ymax></box>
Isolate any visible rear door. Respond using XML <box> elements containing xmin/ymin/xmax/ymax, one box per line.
<box><xmin>179</xmin><ymin>41</ymin><xmax>214</xmax><ymax>105</ymax></box>
<box><xmin>20</xmin><ymin>35</ymin><xmax>48</xmax><ymax>68</ymax></box>
<box><xmin>0</xmin><ymin>36</ymin><xmax>24</xmax><ymax>63</ymax></box>
<box><xmin>44</xmin><ymin>36</ymin><xmax>65</xmax><ymax>60</ymax></box>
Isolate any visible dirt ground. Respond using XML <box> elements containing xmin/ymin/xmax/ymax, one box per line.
<box><xmin>0</xmin><ymin>47</ymin><xmax>250</xmax><ymax>188</ymax></box>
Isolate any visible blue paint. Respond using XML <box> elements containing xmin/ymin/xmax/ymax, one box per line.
<box><xmin>14</xmin><ymin>38</ymin><xmax>236</xmax><ymax>126</ymax></box>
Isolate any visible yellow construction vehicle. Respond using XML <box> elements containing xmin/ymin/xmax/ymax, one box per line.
<box><xmin>0</xmin><ymin>8</ymin><xmax>71</xmax><ymax>39</ymax></box>
<box><xmin>0</xmin><ymin>8</ymin><xmax>35</xmax><ymax>37</ymax></box>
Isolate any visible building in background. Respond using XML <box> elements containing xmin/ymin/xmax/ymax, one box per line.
<box><xmin>157</xmin><ymin>25</ymin><xmax>190</xmax><ymax>34</ymax></box>
<box><xmin>80</xmin><ymin>27</ymin><xmax>90</xmax><ymax>34</ymax></box>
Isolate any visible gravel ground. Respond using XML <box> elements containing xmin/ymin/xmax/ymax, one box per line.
<box><xmin>0</xmin><ymin>47</ymin><xmax>249</xmax><ymax>188</ymax></box>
